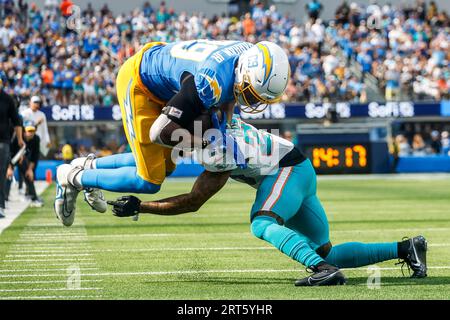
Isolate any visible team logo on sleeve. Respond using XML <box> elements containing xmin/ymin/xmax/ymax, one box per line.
<box><xmin>200</xmin><ymin>73</ymin><xmax>222</xmax><ymax>105</ymax></box>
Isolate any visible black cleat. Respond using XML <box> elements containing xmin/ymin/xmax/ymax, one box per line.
<box><xmin>397</xmin><ymin>235</ymin><xmax>428</xmax><ymax>278</ymax></box>
<box><xmin>295</xmin><ymin>263</ymin><xmax>347</xmax><ymax>286</ymax></box>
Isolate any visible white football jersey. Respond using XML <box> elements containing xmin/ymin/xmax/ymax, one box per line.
<box><xmin>198</xmin><ymin>115</ymin><xmax>294</xmax><ymax>187</ymax></box>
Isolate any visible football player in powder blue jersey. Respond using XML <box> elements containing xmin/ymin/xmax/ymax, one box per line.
<box><xmin>54</xmin><ymin>40</ymin><xmax>290</xmax><ymax>227</ymax></box>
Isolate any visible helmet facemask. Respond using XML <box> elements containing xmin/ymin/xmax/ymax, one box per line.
<box><xmin>234</xmin><ymin>73</ymin><xmax>278</xmax><ymax>114</ymax></box>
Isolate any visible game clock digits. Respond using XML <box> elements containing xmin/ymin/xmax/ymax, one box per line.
<box><xmin>302</xmin><ymin>144</ymin><xmax>371</xmax><ymax>174</ymax></box>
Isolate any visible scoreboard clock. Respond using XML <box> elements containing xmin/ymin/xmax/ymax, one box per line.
<box><xmin>302</xmin><ymin>144</ymin><xmax>371</xmax><ymax>174</ymax></box>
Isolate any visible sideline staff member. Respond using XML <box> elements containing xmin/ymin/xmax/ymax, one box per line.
<box><xmin>6</xmin><ymin>121</ymin><xmax>43</xmax><ymax>208</ymax></box>
<box><xmin>0</xmin><ymin>79</ymin><xmax>24</xmax><ymax>218</ymax></box>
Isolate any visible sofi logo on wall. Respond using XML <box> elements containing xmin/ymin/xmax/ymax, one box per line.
<box><xmin>51</xmin><ymin>105</ymin><xmax>95</xmax><ymax>121</ymax></box>
<box><xmin>305</xmin><ymin>102</ymin><xmax>351</xmax><ymax>119</ymax></box>
<box><xmin>368</xmin><ymin>102</ymin><xmax>415</xmax><ymax>118</ymax></box>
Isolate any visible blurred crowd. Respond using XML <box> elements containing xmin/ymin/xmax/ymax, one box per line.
<box><xmin>393</xmin><ymin>120</ymin><xmax>450</xmax><ymax>156</ymax></box>
<box><xmin>328</xmin><ymin>0</ymin><xmax>450</xmax><ymax>101</ymax></box>
<box><xmin>0</xmin><ymin>0</ymin><xmax>448</xmax><ymax>107</ymax></box>
<box><xmin>394</xmin><ymin>131</ymin><xmax>449</xmax><ymax>156</ymax></box>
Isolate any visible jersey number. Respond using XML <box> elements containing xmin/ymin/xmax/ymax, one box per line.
<box><xmin>170</xmin><ymin>40</ymin><xmax>230</xmax><ymax>62</ymax></box>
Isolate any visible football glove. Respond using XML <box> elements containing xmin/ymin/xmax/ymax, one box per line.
<box><xmin>107</xmin><ymin>196</ymin><xmax>141</xmax><ymax>217</ymax></box>
<box><xmin>211</xmin><ymin>112</ymin><xmax>247</xmax><ymax>169</ymax></box>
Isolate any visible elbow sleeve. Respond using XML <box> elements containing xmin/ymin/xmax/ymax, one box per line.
<box><xmin>150</xmin><ymin>114</ymin><xmax>172</xmax><ymax>145</ymax></box>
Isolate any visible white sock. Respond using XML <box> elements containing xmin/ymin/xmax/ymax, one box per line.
<box><xmin>73</xmin><ymin>170</ymin><xmax>84</xmax><ymax>189</ymax></box>
<box><xmin>92</xmin><ymin>159</ymin><xmax>97</xmax><ymax>169</ymax></box>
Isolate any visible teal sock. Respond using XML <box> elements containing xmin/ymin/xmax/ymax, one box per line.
<box><xmin>251</xmin><ymin>216</ymin><xmax>324</xmax><ymax>267</ymax></box>
<box><xmin>325</xmin><ymin>242</ymin><xmax>398</xmax><ymax>268</ymax></box>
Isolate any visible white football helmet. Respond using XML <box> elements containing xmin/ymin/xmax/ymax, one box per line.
<box><xmin>234</xmin><ymin>41</ymin><xmax>290</xmax><ymax>113</ymax></box>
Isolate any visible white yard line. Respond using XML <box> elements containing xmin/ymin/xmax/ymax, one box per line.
<box><xmin>16</xmin><ymin>239</ymin><xmax>89</xmax><ymax>243</ymax></box>
<box><xmin>19</xmin><ymin>234</ymin><xmax>88</xmax><ymax>238</ymax></box>
<box><xmin>0</xmin><ymin>182</ymin><xmax>48</xmax><ymax>235</ymax></box>
<box><xmin>11</xmin><ymin>245</ymin><xmax>92</xmax><ymax>249</ymax></box>
<box><xmin>79</xmin><ymin>266</ymin><xmax>450</xmax><ymax>277</ymax></box>
<box><xmin>0</xmin><ymin>295</ymin><xmax>102</xmax><ymax>300</ymax></box>
<box><xmin>1</xmin><ymin>262</ymin><xmax>98</xmax><ymax>267</ymax></box>
<box><xmin>0</xmin><ymin>280</ymin><xmax>103</xmax><ymax>285</ymax></box>
<box><xmin>8</xmin><ymin>250</ymin><xmax>94</xmax><ymax>254</ymax></box>
<box><xmin>0</xmin><ymin>216</ymin><xmax>104</xmax><ymax>299</ymax></box>
<box><xmin>0</xmin><ymin>266</ymin><xmax>449</xmax><ymax>279</ymax></box>
<box><xmin>3</xmin><ymin>258</ymin><xmax>95</xmax><ymax>262</ymax></box>
<box><xmin>0</xmin><ymin>274</ymin><xmax>74</xmax><ymax>278</ymax></box>
<box><xmin>5</xmin><ymin>243</ymin><xmax>450</xmax><ymax>256</ymax></box>
<box><xmin>5</xmin><ymin>247</ymin><xmax>273</xmax><ymax>255</ymax></box>
<box><xmin>0</xmin><ymin>287</ymin><xmax>102</xmax><ymax>293</ymax></box>
<box><xmin>19</xmin><ymin>233</ymin><xmax>88</xmax><ymax>237</ymax></box>
<box><xmin>12</xmin><ymin>228</ymin><xmax>450</xmax><ymax>242</ymax></box>
<box><xmin>0</xmin><ymin>268</ymin><xmax>99</xmax><ymax>272</ymax></box>
<box><xmin>5</xmin><ymin>253</ymin><xmax>94</xmax><ymax>258</ymax></box>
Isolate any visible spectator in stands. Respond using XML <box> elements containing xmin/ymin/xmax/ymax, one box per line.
<box><xmin>330</xmin><ymin>0</ymin><xmax>449</xmax><ymax>102</ymax></box>
<box><xmin>385</xmin><ymin>64</ymin><xmax>401</xmax><ymax>101</ymax></box>
<box><xmin>395</xmin><ymin>134</ymin><xmax>411</xmax><ymax>156</ymax></box>
<box><xmin>61</xmin><ymin>143</ymin><xmax>74</xmax><ymax>163</ymax></box>
<box><xmin>306</xmin><ymin>0</ymin><xmax>323</xmax><ymax>22</ymax></box>
<box><xmin>83</xmin><ymin>2</ymin><xmax>95</xmax><ymax>18</ymax></box>
<box><xmin>356</xmin><ymin>48</ymin><xmax>372</xmax><ymax>81</ymax></box>
<box><xmin>441</xmin><ymin>131</ymin><xmax>450</xmax><ymax>156</ymax></box>
<box><xmin>0</xmin><ymin>0</ymin><xmax>448</xmax><ymax>104</ymax></box>
<box><xmin>61</xmin><ymin>62</ymin><xmax>75</xmax><ymax>106</ymax></box>
<box><xmin>412</xmin><ymin>133</ymin><xmax>427</xmax><ymax>156</ymax></box>
<box><xmin>60</xmin><ymin>0</ymin><xmax>74</xmax><ymax>19</ymax></box>
<box><xmin>335</xmin><ymin>1</ymin><xmax>350</xmax><ymax>25</ymax></box>
<box><xmin>429</xmin><ymin>130</ymin><xmax>441</xmax><ymax>154</ymax></box>
<box><xmin>41</xmin><ymin>66</ymin><xmax>54</xmax><ymax>92</ymax></box>
<box><xmin>77</xmin><ymin>145</ymin><xmax>90</xmax><ymax>158</ymax></box>
<box><xmin>242</xmin><ymin>13</ymin><xmax>256</xmax><ymax>38</ymax></box>
<box><xmin>21</xmin><ymin>95</ymin><xmax>51</xmax><ymax>157</ymax></box>
<box><xmin>282</xmin><ymin>130</ymin><xmax>298</xmax><ymax>145</ymax></box>
<box><xmin>309</xmin><ymin>19</ymin><xmax>325</xmax><ymax>56</ymax></box>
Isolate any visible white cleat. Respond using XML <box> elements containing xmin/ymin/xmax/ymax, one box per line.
<box><xmin>54</xmin><ymin>164</ymin><xmax>82</xmax><ymax>227</ymax></box>
<box><xmin>84</xmin><ymin>188</ymin><xmax>107</xmax><ymax>213</ymax></box>
<box><xmin>71</xmin><ymin>154</ymin><xmax>107</xmax><ymax>213</ymax></box>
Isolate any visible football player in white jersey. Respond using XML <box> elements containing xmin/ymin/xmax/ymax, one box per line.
<box><xmin>108</xmin><ymin>113</ymin><xmax>427</xmax><ymax>286</ymax></box>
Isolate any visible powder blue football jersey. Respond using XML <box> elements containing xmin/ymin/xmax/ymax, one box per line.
<box><xmin>139</xmin><ymin>40</ymin><xmax>253</xmax><ymax>108</ymax></box>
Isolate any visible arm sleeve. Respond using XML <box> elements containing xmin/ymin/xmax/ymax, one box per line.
<box><xmin>164</xmin><ymin>74</ymin><xmax>205</xmax><ymax>128</ymax></box>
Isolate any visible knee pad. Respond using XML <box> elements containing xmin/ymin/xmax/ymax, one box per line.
<box><xmin>316</xmin><ymin>241</ymin><xmax>333</xmax><ymax>258</ymax></box>
<box><xmin>251</xmin><ymin>216</ymin><xmax>278</xmax><ymax>239</ymax></box>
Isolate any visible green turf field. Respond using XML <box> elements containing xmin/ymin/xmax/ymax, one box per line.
<box><xmin>0</xmin><ymin>176</ymin><xmax>449</xmax><ymax>300</ymax></box>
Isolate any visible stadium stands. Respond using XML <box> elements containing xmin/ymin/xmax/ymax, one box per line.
<box><xmin>0</xmin><ymin>0</ymin><xmax>447</xmax><ymax>107</ymax></box>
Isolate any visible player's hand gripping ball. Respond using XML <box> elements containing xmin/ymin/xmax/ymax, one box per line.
<box><xmin>108</xmin><ymin>196</ymin><xmax>141</xmax><ymax>217</ymax></box>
